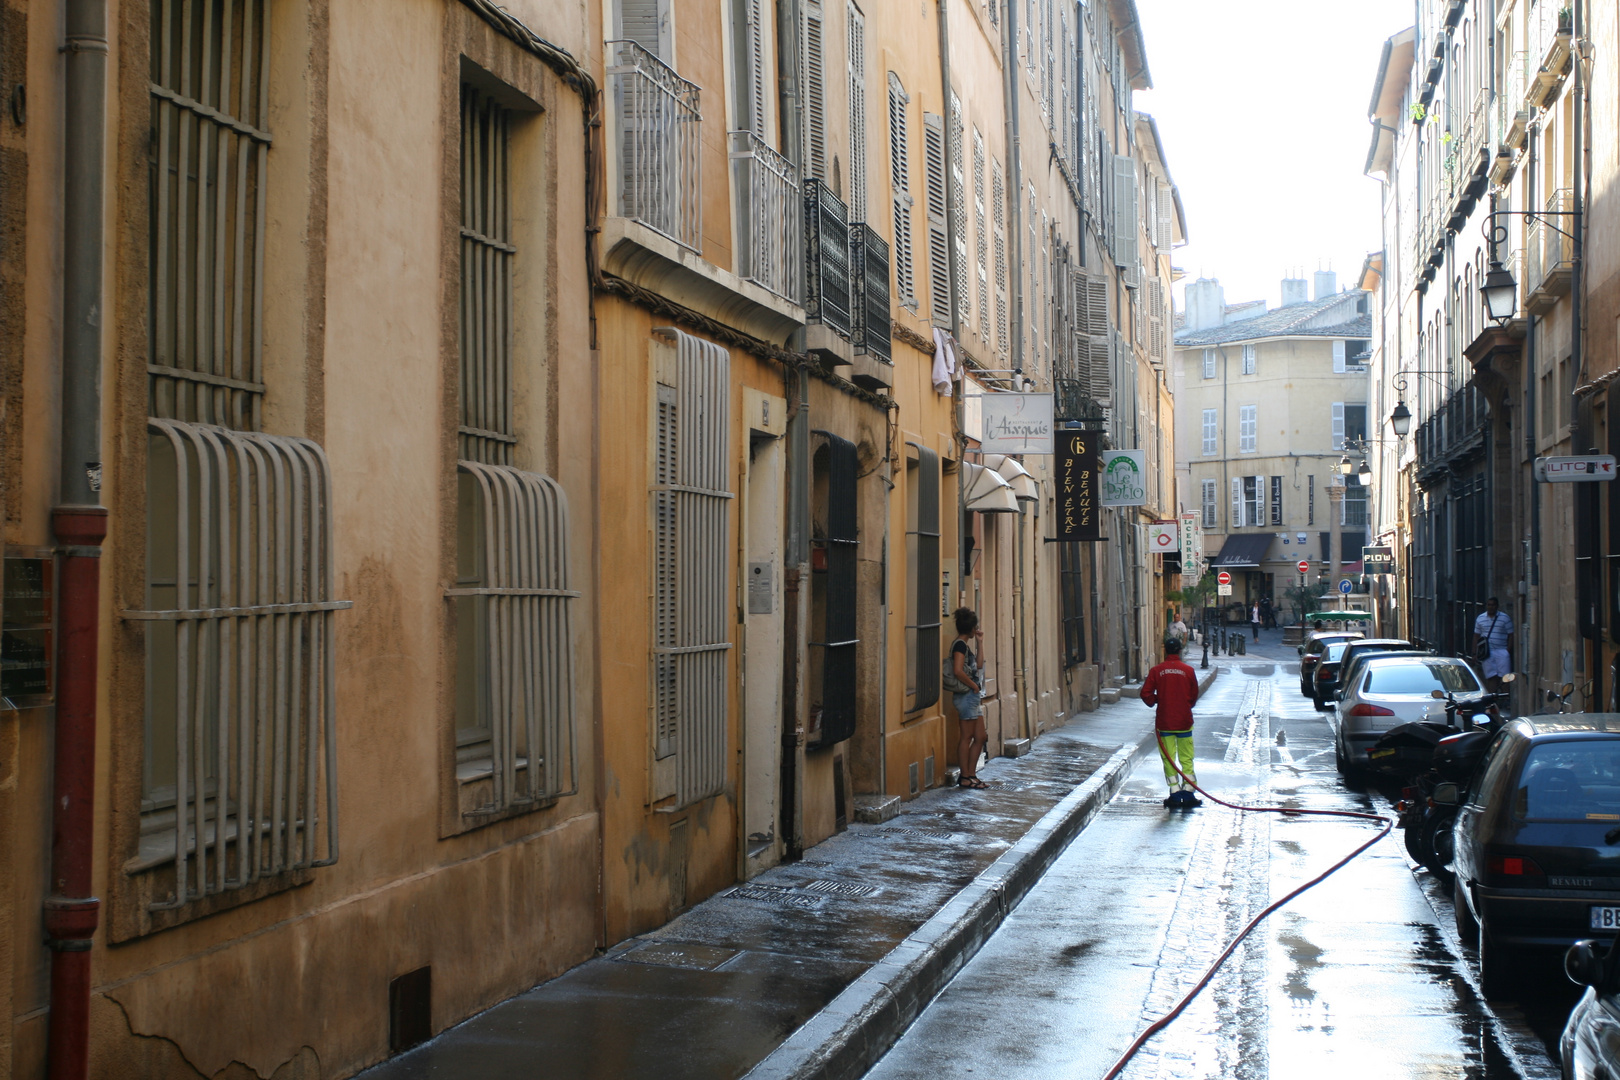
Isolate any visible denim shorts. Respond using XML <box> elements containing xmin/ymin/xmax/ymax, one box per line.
<box><xmin>953</xmin><ymin>690</ymin><xmax>983</xmax><ymax>720</ymax></box>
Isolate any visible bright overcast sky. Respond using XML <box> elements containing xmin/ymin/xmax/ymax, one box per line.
<box><xmin>1134</xmin><ymin>0</ymin><xmax>1415</xmax><ymax>311</ymax></box>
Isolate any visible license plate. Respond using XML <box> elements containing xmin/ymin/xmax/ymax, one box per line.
<box><xmin>1590</xmin><ymin>906</ymin><xmax>1620</xmax><ymax>930</ymax></box>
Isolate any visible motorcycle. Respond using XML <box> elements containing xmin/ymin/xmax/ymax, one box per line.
<box><xmin>1365</xmin><ymin>673</ymin><xmax>1516</xmax><ymax>874</ymax></box>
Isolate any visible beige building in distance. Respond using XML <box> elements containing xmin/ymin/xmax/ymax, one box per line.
<box><xmin>1173</xmin><ymin>275</ymin><xmax>1373</xmax><ymax>619</ymax></box>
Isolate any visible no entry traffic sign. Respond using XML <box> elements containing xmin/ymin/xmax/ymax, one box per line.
<box><xmin>1217</xmin><ymin>571</ymin><xmax>1231</xmax><ymax>586</ymax></box>
<box><xmin>1296</xmin><ymin>560</ymin><xmax>1310</xmax><ymax>575</ymax></box>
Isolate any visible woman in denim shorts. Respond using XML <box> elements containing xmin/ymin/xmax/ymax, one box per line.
<box><xmin>951</xmin><ymin>607</ymin><xmax>987</xmax><ymax>789</ymax></box>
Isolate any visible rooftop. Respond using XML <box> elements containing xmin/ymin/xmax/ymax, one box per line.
<box><xmin>1174</xmin><ymin>291</ymin><xmax>1372</xmax><ymax>347</ymax></box>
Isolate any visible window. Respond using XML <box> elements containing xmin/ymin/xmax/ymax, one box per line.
<box><xmin>1202</xmin><ymin>349</ymin><xmax>1215</xmax><ymax>379</ymax></box>
<box><xmin>1241</xmin><ymin>344</ymin><xmax>1256</xmax><ymax>375</ymax></box>
<box><xmin>1341</xmin><ymin>475</ymin><xmax>1368</xmax><ymax>527</ymax></box>
<box><xmin>923</xmin><ymin>111</ymin><xmax>951</xmax><ymax>325</ymax></box>
<box><xmin>905</xmin><ymin>445</ymin><xmax>941</xmax><ymax>709</ymax></box>
<box><xmin>1243</xmin><ymin>476</ymin><xmax>1262</xmax><ymax>528</ymax></box>
<box><xmin>453</xmin><ymin>83</ymin><xmax>579</xmax><ymax>821</ymax></box>
<box><xmin>1201</xmin><ymin>478</ymin><xmax>1218</xmax><ymax>529</ymax></box>
<box><xmin>1270</xmin><ymin>476</ymin><xmax>1283</xmax><ymax>526</ymax></box>
<box><xmin>1239</xmin><ymin>404</ymin><xmax>1257</xmax><ymax>453</ymax></box>
<box><xmin>1059</xmin><ymin>541</ymin><xmax>1086</xmax><ymax>667</ymax></box>
<box><xmin>1201</xmin><ymin>408</ymin><xmax>1217</xmax><ymax>455</ymax></box>
<box><xmin>1332</xmin><ymin>402</ymin><xmax>1345</xmax><ymax>449</ymax></box>
<box><xmin>1308</xmin><ymin>474</ymin><xmax>1315</xmax><ymax>525</ymax></box>
<box><xmin>889</xmin><ymin>74</ymin><xmax>916</xmax><ymax>310</ymax></box>
<box><xmin>846</xmin><ymin>6</ymin><xmax>867</xmax><ymax>222</ymax></box>
<box><xmin>651</xmin><ymin>331</ymin><xmax>733</xmax><ymax>805</ymax></box>
<box><xmin>136</xmin><ymin>0</ymin><xmax>349</xmax><ymax>908</ymax></box>
<box><xmin>811</xmin><ymin>434</ymin><xmax>859</xmax><ymax>744</ymax></box>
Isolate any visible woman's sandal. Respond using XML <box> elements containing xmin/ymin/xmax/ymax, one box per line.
<box><xmin>959</xmin><ymin>776</ymin><xmax>988</xmax><ymax>789</ymax></box>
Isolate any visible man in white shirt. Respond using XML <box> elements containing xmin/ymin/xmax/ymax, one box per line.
<box><xmin>1471</xmin><ymin>597</ymin><xmax>1514</xmax><ymax>693</ymax></box>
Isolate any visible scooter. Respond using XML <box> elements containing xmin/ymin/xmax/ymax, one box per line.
<box><xmin>1367</xmin><ymin>674</ymin><xmax>1515</xmax><ymax>874</ymax></box>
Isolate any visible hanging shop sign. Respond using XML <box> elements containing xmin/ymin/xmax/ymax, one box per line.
<box><xmin>1100</xmin><ymin>450</ymin><xmax>1147</xmax><ymax>507</ymax></box>
<box><xmin>1534</xmin><ymin>455</ymin><xmax>1617</xmax><ymax>482</ymax></box>
<box><xmin>1148</xmin><ymin>521</ymin><xmax>1179</xmax><ymax>554</ymax></box>
<box><xmin>1178</xmin><ymin>511</ymin><xmax>1203</xmax><ymax>581</ymax></box>
<box><xmin>1361</xmin><ymin>546</ymin><xmax>1395</xmax><ymax>575</ymax></box>
<box><xmin>2</xmin><ymin>553</ymin><xmax>54</xmax><ymax>709</ymax></box>
<box><xmin>979</xmin><ymin>393</ymin><xmax>1055</xmax><ymax>455</ymax></box>
<box><xmin>1054</xmin><ymin>431</ymin><xmax>1101</xmax><ymax>541</ymax></box>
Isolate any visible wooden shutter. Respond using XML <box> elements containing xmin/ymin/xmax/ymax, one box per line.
<box><xmin>1086</xmin><ymin>273</ymin><xmax>1110</xmax><ymax>403</ymax></box>
<box><xmin>1232</xmin><ymin>477</ymin><xmax>1244</xmax><ymax>529</ymax></box>
<box><xmin>1332</xmin><ymin>401</ymin><xmax>1346</xmax><ymax>448</ymax></box>
<box><xmin>1157</xmin><ymin>183</ymin><xmax>1174</xmax><ymax>249</ymax></box>
<box><xmin>619</xmin><ymin>0</ymin><xmax>668</xmax><ymax>58</ymax></box>
<box><xmin>653</xmin><ymin>384</ymin><xmax>678</xmax><ymax>759</ymax></box>
<box><xmin>949</xmin><ymin>93</ymin><xmax>968</xmax><ymax>329</ymax></box>
<box><xmin>1333</xmin><ymin>339</ymin><xmax>1347</xmax><ymax>373</ymax></box>
<box><xmin>1112</xmin><ymin>154</ymin><xmax>1137</xmax><ymax>268</ymax></box>
<box><xmin>992</xmin><ymin>162</ymin><xmax>1008</xmax><ymax>351</ymax></box>
<box><xmin>745</xmin><ymin>0</ymin><xmax>768</xmax><ymax>137</ymax></box>
<box><xmin>889</xmin><ymin>75</ymin><xmax>914</xmax><ymax>309</ymax></box>
<box><xmin>973</xmin><ymin>129</ymin><xmax>988</xmax><ymax>337</ymax></box>
<box><xmin>923</xmin><ymin>112</ymin><xmax>951</xmax><ymax>327</ymax></box>
<box><xmin>802</xmin><ymin>3</ymin><xmax>826</xmax><ymax>179</ymax></box>
<box><xmin>847</xmin><ymin>7</ymin><xmax>867</xmax><ymax>222</ymax></box>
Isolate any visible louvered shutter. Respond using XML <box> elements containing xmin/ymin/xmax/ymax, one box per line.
<box><xmin>847</xmin><ymin>7</ymin><xmax>867</xmax><ymax>222</ymax></box>
<box><xmin>1112</xmin><ymin>154</ymin><xmax>1137</xmax><ymax>268</ymax></box>
<box><xmin>1085</xmin><ymin>273</ymin><xmax>1109</xmax><ymax>403</ymax></box>
<box><xmin>973</xmin><ymin>129</ymin><xmax>988</xmax><ymax>337</ymax></box>
<box><xmin>745</xmin><ymin>0</ymin><xmax>768</xmax><ymax>137</ymax></box>
<box><xmin>620</xmin><ymin>0</ymin><xmax>668</xmax><ymax>58</ymax></box>
<box><xmin>654</xmin><ymin>384</ymin><xmax>679</xmax><ymax>758</ymax></box>
<box><xmin>1157</xmin><ymin>183</ymin><xmax>1174</xmax><ymax>250</ymax></box>
<box><xmin>1332</xmin><ymin>401</ymin><xmax>1346</xmax><ymax>449</ymax></box>
<box><xmin>802</xmin><ymin>3</ymin><xmax>827</xmax><ymax>179</ymax></box>
<box><xmin>949</xmin><ymin>93</ymin><xmax>968</xmax><ymax>329</ymax></box>
<box><xmin>1232</xmin><ymin>477</ymin><xmax>1244</xmax><ymax>529</ymax></box>
<box><xmin>889</xmin><ymin>74</ymin><xmax>915</xmax><ymax>309</ymax></box>
<box><xmin>1333</xmin><ymin>339</ymin><xmax>1347</xmax><ymax>373</ymax></box>
<box><xmin>992</xmin><ymin>163</ymin><xmax>1008</xmax><ymax>352</ymax></box>
<box><xmin>924</xmin><ymin>112</ymin><xmax>951</xmax><ymax>327</ymax></box>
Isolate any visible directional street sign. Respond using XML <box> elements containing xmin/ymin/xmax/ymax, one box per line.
<box><xmin>1338</xmin><ymin>579</ymin><xmax>1353</xmax><ymax>595</ymax></box>
<box><xmin>1217</xmin><ymin>571</ymin><xmax>1231</xmax><ymax>587</ymax></box>
<box><xmin>1296</xmin><ymin>560</ymin><xmax>1310</xmax><ymax>575</ymax></box>
<box><xmin>1534</xmin><ymin>455</ymin><xmax>1617</xmax><ymax>483</ymax></box>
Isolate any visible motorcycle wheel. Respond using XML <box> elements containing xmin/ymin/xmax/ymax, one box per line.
<box><xmin>1453</xmin><ymin>875</ymin><xmax>1478</xmax><ymax>945</ymax></box>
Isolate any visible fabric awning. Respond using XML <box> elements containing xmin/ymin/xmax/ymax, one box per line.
<box><xmin>1210</xmin><ymin>533</ymin><xmax>1272</xmax><ymax>568</ymax></box>
<box><xmin>963</xmin><ymin>463</ymin><xmax>1021</xmax><ymax>513</ymax></box>
<box><xmin>980</xmin><ymin>454</ymin><xmax>1040</xmax><ymax>502</ymax></box>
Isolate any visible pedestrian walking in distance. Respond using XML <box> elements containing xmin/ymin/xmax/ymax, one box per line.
<box><xmin>1471</xmin><ymin>596</ymin><xmax>1514</xmax><ymax>695</ymax></box>
<box><xmin>1250</xmin><ymin>601</ymin><xmax>1261</xmax><ymax>641</ymax></box>
<box><xmin>949</xmin><ymin>608</ymin><xmax>988</xmax><ymax>789</ymax></box>
<box><xmin>1142</xmin><ymin>637</ymin><xmax>1200</xmax><ymax>801</ymax></box>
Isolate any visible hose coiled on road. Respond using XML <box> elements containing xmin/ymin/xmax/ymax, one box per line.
<box><xmin>1098</xmin><ymin>731</ymin><xmax>1394</xmax><ymax>1080</ymax></box>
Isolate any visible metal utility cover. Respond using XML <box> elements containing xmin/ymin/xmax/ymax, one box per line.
<box><xmin>747</xmin><ymin>561</ymin><xmax>774</xmax><ymax>614</ymax></box>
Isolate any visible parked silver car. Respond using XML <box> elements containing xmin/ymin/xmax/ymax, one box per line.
<box><xmin>1333</xmin><ymin>655</ymin><xmax>1483</xmax><ymax>774</ymax></box>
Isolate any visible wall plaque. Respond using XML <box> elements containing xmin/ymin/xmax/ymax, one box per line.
<box><xmin>3</xmin><ymin>556</ymin><xmax>53</xmax><ymax>708</ymax></box>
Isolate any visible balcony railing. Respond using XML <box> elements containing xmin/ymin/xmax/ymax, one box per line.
<box><xmin>1527</xmin><ymin>188</ymin><xmax>1574</xmax><ymax>312</ymax></box>
<box><xmin>1414</xmin><ymin>384</ymin><xmax>1490</xmax><ymax>484</ymax></box>
<box><xmin>729</xmin><ymin>130</ymin><xmax>802</xmax><ymax>303</ymax></box>
<box><xmin>1499</xmin><ymin>53</ymin><xmax>1530</xmax><ymax>153</ymax></box>
<box><xmin>804</xmin><ymin>179</ymin><xmax>853</xmax><ymax>339</ymax></box>
<box><xmin>607</xmin><ymin>40</ymin><xmax>702</xmax><ymax>252</ymax></box>
<box><xmin>850</xmin><ymin>222</ymin><xmax>891</xmax><ymax>364</ymax></box>
<box><xmin>1456</xmin><ymin>87</ymin><xmax>1490</xmax><ymax>186</ymax></box>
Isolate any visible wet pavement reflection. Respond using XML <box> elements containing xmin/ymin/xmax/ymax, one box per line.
<box><xmin>865</xmin><ymin>653</ymin><xmax>1566</xmax><ymax>1079</ymax></box>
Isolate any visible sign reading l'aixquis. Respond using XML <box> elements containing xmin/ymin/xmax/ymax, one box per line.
<box><xmin>1056</xmin><ymin>431</ymin><xmax>1101</xmax><ymax>541</ymax></box>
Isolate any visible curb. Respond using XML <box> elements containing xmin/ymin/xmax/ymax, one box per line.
<box><xmin>743</xmin><ymin>732</ymin><xmax>1157</xmax><ymax>1080</ymax></box>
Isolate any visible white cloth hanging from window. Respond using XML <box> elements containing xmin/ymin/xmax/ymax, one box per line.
<box><xmin>932</xmin><ymin>327</ymin><xmax>958</xmax><ymax>396</ymax></box>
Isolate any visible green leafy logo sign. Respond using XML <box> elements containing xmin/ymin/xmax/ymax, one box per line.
<box><xmin>1101</xmin><ymin>450</ymin><xmax>1146</xmax><ymax>507</ymax></box>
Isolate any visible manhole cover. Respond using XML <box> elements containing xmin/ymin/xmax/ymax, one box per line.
<box><xmin>803</xmin><ymin>879</ymin><xmax>879</xmax><ymax>898</ymax></box>
<box><xmin>881</xmin><ymin>827</ymin><xmax>960</xmax><ymax>841</ymax></box>
<box><xmin>726</xmin><ymin>884</ymin><xmax>826</xmax><ymax>909</ymax></box>
<box><xmin>617</xmin><ymin>941</ymin><xmax>739</xmax><ymax>970</ymax></box>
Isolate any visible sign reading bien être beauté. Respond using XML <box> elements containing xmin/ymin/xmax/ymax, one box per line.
<box><xmin>1055</xmin><ymin>431</ymin><xmax>1101</xmax><ymax>541</ymax></box>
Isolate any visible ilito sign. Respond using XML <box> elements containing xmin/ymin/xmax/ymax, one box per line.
<box><xmin>2</xmin><ymin>554</ymin><xmax>53</xmax><ymax>709</ymax></box>
<box><xmin>1054</xmin><ymin>431</ymin><xmax>1101</xmax><ymax>541</ymax></box>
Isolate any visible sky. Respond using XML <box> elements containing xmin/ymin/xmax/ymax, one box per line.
<box><xmin>1133</xmin><ymin>0</ymin><xmax>1415</xmax><ymax>312</ymax></box>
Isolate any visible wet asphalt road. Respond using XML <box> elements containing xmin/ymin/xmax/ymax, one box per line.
<box><xmin>864</xmin><ymin>656</ymin><xmax>1572</xmax><ymax>1080</ymax></box>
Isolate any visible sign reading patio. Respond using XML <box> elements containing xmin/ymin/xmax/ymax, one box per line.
<box><xmin>978</xmin><ymin>392</ymin><xmax>1055</xmax><ymax>454</ymax></box>
<box><xmin>1054</xmin><ymin>431</ymin><xmax>1101</xmax><ymax>541</ymax></box>
<box><xmin>1099</xmin><ymin>450</ymin><xmax>1147</xmax><ymax>507</ymax></box>
<box><xmin>1534</xmin><ymin>455</ymin><xmax>1617</xmax><ymax>482</ymax></box>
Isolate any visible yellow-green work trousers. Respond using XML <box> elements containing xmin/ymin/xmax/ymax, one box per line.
<box><xmin>1157</xmin><ymin>729</ymin><xmax>1196</xmax><ymax>792</ymax></box>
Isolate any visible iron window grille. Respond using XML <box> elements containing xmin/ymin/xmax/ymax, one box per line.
<box><xmin>130</xmin><ymin>421</ymin><xmax>349</xmax><ymax>908</ymax></box>
<box><xmin>1059</xmin><ymin>541</ymin><xmax>1086</xmax><ymax>667</ymax></box>
<box><xmin>607</xmin><ymin>39</ymin><xmax>703</xmax><ymax>252</ymax></box>
<box><xmin>450</xmin><ymin>463</ymin><xmax>579</xmax><ymax>815</ymax></box>
<box><xmin>811</xmin><ymin>432</ymin><xmax>859</xmax><ymax>745</ymax></box>
<box><xmin>147</xmin><ymin>0</ymin><xmax>272</xmax><ymax>431</ymax></box>
<box><xmin>905</xmin><ymin>444</ymin><xmax>941</xmax><ymax>711</ymax></box>
<box><xmin>460</xmin><ymin>84</ymin><xmax>517</xmax><ymax>464</ymax></box>
<box><xmin>652</xmin><ymin>329</ymin><xmax>734</xmax><ymax>807</ymax></box>
<box><xmin>803</xmin><ymin>179</ymin><xmax>853</xmax><ymax>338</ymax></box>
<box><xmin>850</xmin><ymin>223</ymin><xmax>892</xmax><ymax>363</ymax></box>
<box><xmin>729</xmin><ymin>130</ymin><xmax>803</xmax><ymax>302</ymax></box>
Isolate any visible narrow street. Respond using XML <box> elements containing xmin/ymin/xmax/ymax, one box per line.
<box><xmin>863</xmin><ymin>645</ymin><xmax>1571</xmax><ymax>1080</ymax></box>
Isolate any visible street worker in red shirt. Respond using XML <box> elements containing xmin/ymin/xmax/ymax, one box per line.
<box><xmin>1141</xmin><ymin>637</ymin><xmax>1200</xmax><ymax>806</ymax></box>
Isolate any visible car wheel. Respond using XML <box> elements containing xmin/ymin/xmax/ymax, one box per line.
<box><xmin>1478</xmin><ymin>917</ymin><xmax>1518</xmax><ymax>1001</ymax></box>
<box><xmin>1403</xmin><ymin>824</ymin><xmax>1427</xmax><ymax>864</ymax></box>
<box><xmin>1453</xmin><ymin>876</ymin><xmax>1479</xmax><ymax>945</ymax></box>
<box><xmin>1421</xmin><ymin>811</ymin><xmax>1456</xmax><ymax>872</ymax></box>
<box><xmin>1313</xmin><ymin>693</ymin><xmax>1325</xmax><ymax>712</ymax></box>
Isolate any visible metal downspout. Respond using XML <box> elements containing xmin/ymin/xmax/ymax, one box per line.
<box><xmin>1570</xmin><ymin>0</ymin><xmax>1596</xmax><ymax>706</ymax></box>
<box><xmin>46</xmin><ymin>1</ymin><xmax>109</xmax><ymax>1078</ymax></box>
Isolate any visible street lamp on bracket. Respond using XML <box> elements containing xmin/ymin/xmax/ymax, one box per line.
<box><xmin>1386</xmin><ymin>368</ymin><xmax>1458</xmax><ymax>439</ymax></box>
<box><xmin>1480</xmin><ymin>209</ymin><xmax>1579</xmax><ymax>326</ymax></box>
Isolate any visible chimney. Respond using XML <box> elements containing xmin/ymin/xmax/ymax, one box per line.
<box><xmin>1313</xmin><ymin>270</ymin><xmax>1338</xmax><ymax>301</ymax></box>
<box><xmin>1280</xmin><ymin>277</ymin><xmax>1309</xmax><ymax>306</ymax></box>
<box><xmin>1184</xmin><ymin>278</ymin><xmax>1227</xmax><ymax>331</ymax></box>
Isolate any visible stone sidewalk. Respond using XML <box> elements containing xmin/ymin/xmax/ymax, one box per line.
<box><xmin>355</xmin><ymin>675</ymin><xmax>1216</xmax><ymax>1080</ymax></box>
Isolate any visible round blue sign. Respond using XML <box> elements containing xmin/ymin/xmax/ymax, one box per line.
<box><xmin>1338</xmin><ymin>578</ymin><xmax>1353</xmax><ymax>594</ymax></box>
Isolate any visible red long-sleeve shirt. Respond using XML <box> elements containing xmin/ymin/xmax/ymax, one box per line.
<box><xmin>1141</xmin><ymin>657</ymin><xmax>1199</xmax><ymax>732</ymax></box>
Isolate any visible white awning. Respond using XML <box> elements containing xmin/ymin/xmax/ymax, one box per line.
<box><xmin>980</xmin><ymin>454</ymin><xmax>1040</xmax><ymax>502</ymax></box>
<box><xmin>964</xmin><ymin>463</ymin><xmax>1021</xmax><ymax>513</ymax></box>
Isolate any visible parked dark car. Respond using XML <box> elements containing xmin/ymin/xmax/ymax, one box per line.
<box><xmin>1298</xmin><ymin>631</ymin><xmax>1362</xmax><ymax>697</ymax></box>
<box><xmin>1449</xmin><ymin>716</ymin><xmax>1620</xmax><ymax>999</ymax></box>
<box><xmin>1308</xmin><ymin>640</ymin><xmax>1354</xmax><ymax>710</ymax></box>
<box><xmin>1311</xmin><ymin>638</ymin><xmax>1417</xmax><ymax>710</ymax></box>
<box><xmin>1561</xmin><ymin>933</ymin><xmax>1620</xmax><ymax>1079</ymax></box>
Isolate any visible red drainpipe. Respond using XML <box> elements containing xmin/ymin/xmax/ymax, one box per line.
<box><xmin>43</xmin><ymin>508</ymin><xmax>106</xmax><ymax>1080</ymax></box>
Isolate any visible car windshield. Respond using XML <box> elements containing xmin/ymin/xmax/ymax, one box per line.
<box><xmin>1513</xmin><ymin>740</ymin><xmax>1620</xmax><ymax>822</ymax></box>
<box><xmin>1362</xmin><ymin>661</ymin><xmax>1480</xmax><ymax>695</ymax></box>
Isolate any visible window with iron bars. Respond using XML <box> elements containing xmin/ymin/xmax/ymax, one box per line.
<box><xmin>1059</xmin><ymin>541</ymin><xmax>1086</xmax><ymax>667</ymax></box>
<box><xmin>905</xmin><ymin>445</ymin><xmax>941</xmax><ymax>709</ymax></box>
<box><xmin>132</xmin><ymin>0</ymin><xmax>350</xmax><ymax>910</ymax></box>
<box><xmin>451</xmin><ymin>83</ymin><xmax>578</xmax><ymax>822</ymax></box>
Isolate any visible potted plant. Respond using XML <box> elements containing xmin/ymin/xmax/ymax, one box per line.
<box><xmin>1558</xmin><ymin>5</ymin><xmax>1572</xmax><ymax>33</ymax></box>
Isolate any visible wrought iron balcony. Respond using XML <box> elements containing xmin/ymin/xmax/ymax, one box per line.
<box><xmin>606</xmin><ymin>40</ymin><xmax>702</xmax><ymax>252</ymax></box>
<box><xmin>729</xmin><ymin>130</ymin><xmax>802</xmax><ymax>303</ymax></box>
<box><xmin>850</xmin><ymin>222</ymin><xmax>891</xmax><ymax>366</ymax></box>
<box><xmin>1414</xmin><ymin>383</ymin><xmax>1490</xmax><ymax>487</ymax></box>
<box><xmin>803</xmin><ymin>179</ymin><xmax>852</xmax><ymax>340</ymax></box>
